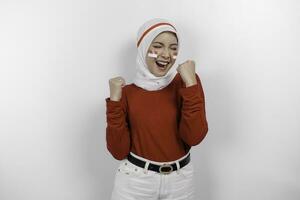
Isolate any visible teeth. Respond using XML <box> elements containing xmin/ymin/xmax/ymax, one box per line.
<box><xmin>157</xmin><ymin>61</ymin><xmax>169</xmax><ymax>65</ymax></box>
<box><xmin>156</xmin><ymin>62</ymin><xmax>167</xmax><ymax>68</ymax></box>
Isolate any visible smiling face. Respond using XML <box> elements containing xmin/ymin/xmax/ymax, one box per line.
<box><xmin>146</xmin><ymin>31</ymin><xmax>178</xmax><ymax>77</ymax></box>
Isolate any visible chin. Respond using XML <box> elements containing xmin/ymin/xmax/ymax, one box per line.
<box><xmin>149</xmin><ymin>65</ymin><xmax>172</xmax><ymax>77</ymax></box>
<box><xmin>154</xmin><ymin>69</ymin><xmax>169</xmax><ymax>77</ymax></box>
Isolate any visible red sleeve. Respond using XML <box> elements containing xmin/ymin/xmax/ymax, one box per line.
<box><xmin>105</xmin><ymin>87</ymin><xmax>131</xmax><ymax>160</ymax></box>
<box><xmin>178</xmin><ymin>73</ymin><xmax>209</xmax><ymax>146</ymax></box>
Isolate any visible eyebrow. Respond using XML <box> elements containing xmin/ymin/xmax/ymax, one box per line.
<box><xmin>153</xmin><ymin>42</ymin><xmax>178</xmax><ymax>46</ymax></box>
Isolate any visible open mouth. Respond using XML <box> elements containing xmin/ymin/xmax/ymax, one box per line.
<box><xmin>155</xmin><ymin>60</ymin><xmax>169</xmax><ymax>70</ymax></box>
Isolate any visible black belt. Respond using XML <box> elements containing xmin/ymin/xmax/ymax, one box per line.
<box><xmin>127</xmin><ymin>152</ymin><xmax>191</xmax><ymax>175</ymax></box>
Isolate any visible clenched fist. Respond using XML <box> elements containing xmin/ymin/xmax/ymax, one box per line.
<box><xmin>109</xmin><ymin>76</ymin><xmax>126</xmax><ymax>101</ymax></box>
<box><xmin>176</xmin><ymin>60</ymin><xmax>197</xmax><ymax>87</ymax></box>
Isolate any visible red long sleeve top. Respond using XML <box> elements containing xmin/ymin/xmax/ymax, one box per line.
<box><xmin>105</xmin><ymin>72</ymin><xmax>208</xmax><ymax>162</ymax></box>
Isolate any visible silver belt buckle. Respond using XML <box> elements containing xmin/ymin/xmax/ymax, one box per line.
<box><xmin>159</xmin><ymin>163</ymin><xmax>173</xmax><ymax>174</ymax></box>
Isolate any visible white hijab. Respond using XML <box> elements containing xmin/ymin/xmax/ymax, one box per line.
<box><xmin>133</xmin><ymin>18</ymin><xmax>182</xmax><ymax>91</ymax></box>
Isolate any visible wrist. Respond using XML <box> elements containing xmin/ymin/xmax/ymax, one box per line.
<box><xmin>110</xmin><ymin>96</ymin><xmax>121</xmax><ymax>101</ymax></box>
<box><xmin>185</xmin><ymin>79</ymin><xmax>197</xmax><ymax>87</ymax></box>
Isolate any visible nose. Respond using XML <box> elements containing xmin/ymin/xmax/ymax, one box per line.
<box><xmin>161</xmin><ymin>48</ymin><xmax>171</xmax><ymax>60</ymax></box>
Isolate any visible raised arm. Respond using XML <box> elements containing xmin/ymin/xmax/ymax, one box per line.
<box><xmin>177</xmin><ymin>73</ymin><xmax>208</xmax><ymax>146</ymax></box>
<box><xmin>105</xmin><ymin>77</ymin><xmax>131</xmax><ymax>160</ymax></box>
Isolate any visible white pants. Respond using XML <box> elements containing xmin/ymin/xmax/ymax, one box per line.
<box><xmin>111</xmin><ymin>152</ymin><xmax>196</xmax><ymax>200</ymax></box>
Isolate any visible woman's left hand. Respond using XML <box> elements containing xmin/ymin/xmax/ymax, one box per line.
<box><xmin>176</xmin><ymin>60</ymin><xmax>197</xmax><ymax>87</ymax></box>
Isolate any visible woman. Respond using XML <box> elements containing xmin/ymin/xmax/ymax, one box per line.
<box><xmin>105</xmin><ymin>18</ymin><xmax>208</xmax><ymax>200</ymax></box>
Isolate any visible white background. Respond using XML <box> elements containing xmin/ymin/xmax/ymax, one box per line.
<box><xmin>0</xmin><ymin>0</ymin><xmax>299</xmax><ymax>199</ymax></box>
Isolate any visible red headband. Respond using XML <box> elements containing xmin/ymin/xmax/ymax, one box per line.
<box><xmin>137</xmin><ymin>22</ymin><xmax>177</xmax><ymax>47</ymax></box>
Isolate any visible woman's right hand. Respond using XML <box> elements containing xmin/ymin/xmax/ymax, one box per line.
<box><xmin>109</xmin><ymin>76</ymin><xmax>126</xmax><ymax>101</ymax></box>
